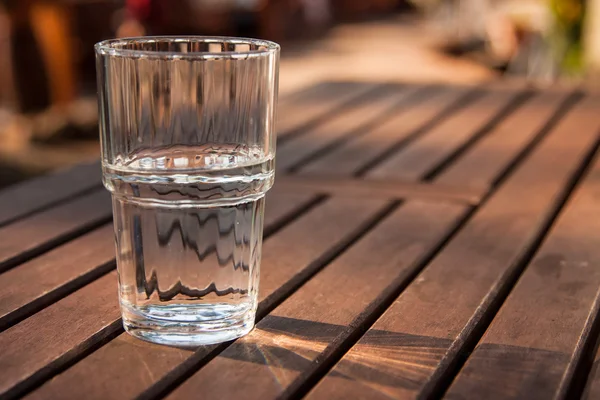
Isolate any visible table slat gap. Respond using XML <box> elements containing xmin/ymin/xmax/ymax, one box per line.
<box><xmin>0</xmin><ymin>161</ymin><xmax>102</xmax><ymax>229</ymax></box>
<box><xmin>580</xmin><ymin>290</ymin><xmax>600</xmax><ymax>400</ymax></box>
<box><xmin>435</xmin><ymin>90</ymin><xmax>582</xmax><ymax>193</ymax></box>
<box><xmin>286</xmin><ymin>85</ymin><xmax>435</xmax><ymax>174</ymax></box>
<box><xmin>550</xmin><ymin>286</ymin><xmax>600</xmax><ymax>400</ymax></box>
<box><xmin>297</xmin><ymin>85</ymin><xmax>470</xmax><ymax>179</ymax></box>
<box><xmin>422</xmin><ymin>90</ymin><xmax>534</xmax><ymax>181</ymax></box>
<box><xmin>277</xmin><ymin>82</ymin><xmax>381</xmax><ymax>145</ymax></box>
<box><xmin>0</xmin><ymin>190</ymin><xmax>113</xmax><ymax>275</ymax></box>
<box><xmin>354</xmin><ymin>89</ymin><xmax>483</xmax><ymax>177</ymax></box>
<box><xmin>276</xmin><ymin>85</ymin><xmax>409</xmax><ymax>172</ymax></box>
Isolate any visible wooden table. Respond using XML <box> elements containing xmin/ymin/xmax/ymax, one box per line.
<box><xmin>2</xmin><ymin>81</ymin><xmax>600</xmax><ymax>400</ymax></box>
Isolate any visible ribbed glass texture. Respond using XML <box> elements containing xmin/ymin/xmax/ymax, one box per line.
<box><xmin>96</xmin><ymin>37</ymin><xmax>279</xmax><ymax>167</ymax></box>
<box><xmin>95</xmin><ymin>37</ymin><xmax>279</xmax><ymax>346</ymax></box>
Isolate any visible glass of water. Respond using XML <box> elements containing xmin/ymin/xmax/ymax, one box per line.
<box><xmin>95</xmin><ymin>37</ymin><xmax>279</xmax><ymax>346</ymax></box>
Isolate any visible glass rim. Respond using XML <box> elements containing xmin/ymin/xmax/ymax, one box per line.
<box><xmin>95</xmin><ymin>36</ymin><xmax>280</xmax><ymax>59</ymax></box>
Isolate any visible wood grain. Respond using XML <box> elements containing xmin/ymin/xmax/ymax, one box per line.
<box><xmin>276</xmin><ymin>85</ymin><xmax>415</xmax><ymax>172</ymax></box>
<box><xmin>0</xmin><ymin>189</ymin><xmax>112</xmax><ymax>273</ymax></box>
<box><xmin>297</xmin><ymin>86</ymin><xmax>470</xmax><ymax>178</ymax></box>
<box><xmin>367</xmin><ymin>89</ymin><xmax>521</xmax><ymax>181</ymax></box>
<box><xmin>0</xmin><ymin>224</ymin><xmax>114</xmax><ymax>331</ymax></box>
<box><xmin>277</xmin><ymin>82</ymin><xmax>377</xmax><ymax>140</ymax></box>
<box><xmin>276</xmin><ymin>176</ymin><xmax>482</xmax><ymax>205</ymax></box>
<box><xmin>435</xmin><ymin>91</ymin><xmax>573</xmax><ymax>190</ymax></box>
<box><xmin>445</xmin><ymin>150</ymin><xmax>600</xmax><ymax>399</ymax></box>
<box><xmin>166</xmin><ymin>199</ymin><xmax>467</xmax><ymax>399</ymax></box>
<box><xmin>0</xmin><ymin>160</ymin><xmax>101</xmax><ymax>227</ymax></box>
<box><xmin>262</xmin><ymin>190</ymin><xmax>319</xmax><ymax>233</ymax></box>
<box><xmin>0</xmin><ymin>271</ymin><xmax>122</xmax><ymax>399</ymax></box>
<box><xmin>25</xmin><ymin>197</ymin><xmax>389</xmax><ymax>400</ymax></box>
<box><xmin>307</xmin><ymin>94</ymin><xmax>600</xmax><ymax>400</ymax></box>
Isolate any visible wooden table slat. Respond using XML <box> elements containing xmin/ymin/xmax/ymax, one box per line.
<box><xmin>0</xmin><ymin>161</ymin><xmax>101</xmax><ymax>227</ymax></box>
<box><xmin>297</xmin><ymin>86</ymin><xmax>472</xmax><ymax>178</ymax></box>
<box><xmin>0</xmin><ymin>189</ymin><xmax>112</xmax><ymax>273</ymax></box>
<box><xmin>0</xmin><ymin>271</ymin><xmax>121</xmax><ymax>400</ymax></box>
<box><xmin>277</xmin><ymin>82</ymin><xmax>336</xmax><ymax>107</ymax></box>
<box><xmin>435</xmin><ymin>91</ymin><xmax>575</xmax><ymax>191</ymax></box>
<box><xmin>25</xmin><ymin>197</ymin><xmax>390</xmax><ymax>400</ymax></box>
<box><xmin>276</xmin><ymin>85</ymin><xmax>418</xmax><ymax>172</ymax></box>
<box><xmin>445</xmin><ymin>153</ymin><xmax>600</xmax><ymax>399</ymax></box>
<box><xmin>306</xmin><ymin>94</ymin><xmax>600</xmax><ymax>400</ymax></box>
<box><xmin>0</xmin><ymin>224</ymin><xmax>114</xmax><ymax>331</ymax></box>
<box><xmin>276</xmin><ymin>82</ymin><xmax>377</xmax><ymax>140</ymax></box>
<box><xmin>276</xmin><ymin>175</ymin><xmax>482</xmax><ymax>205</ymax></box>
<box><xmin>367</xmin><ymin>89</ymin><xmax>523</xmax><ymax>181</ymax></box>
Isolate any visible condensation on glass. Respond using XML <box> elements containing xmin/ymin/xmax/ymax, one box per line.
<box><xmin>95</xmin><ymin>37</ymin><xmax>279</xmax><ymax>346</ymax></box>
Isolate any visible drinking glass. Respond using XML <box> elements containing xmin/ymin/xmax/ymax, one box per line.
<box><xmin>95</xmin><ymin>37</ymin><xmax>279</xmax><ymax>346</ymax></box>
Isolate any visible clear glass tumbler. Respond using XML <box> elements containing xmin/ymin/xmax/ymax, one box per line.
<box><xmin>95</xmin><ymin>37</ymin><xmax>279</xmax><ymax>346</ymax></box>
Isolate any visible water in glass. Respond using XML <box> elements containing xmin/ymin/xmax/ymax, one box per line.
<box><xmin>104</xmin><ymin>143</ymin><xmax>273</xmax><ymax>346</ymax></box>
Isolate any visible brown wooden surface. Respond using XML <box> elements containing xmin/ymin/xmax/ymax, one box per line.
<box><xmin>276</xmin><ymin>85</ymin><xmax>414</xmax><ymax>171</ymax></box>
<box><xmin>445</xmin><ymin>154</ymin><xmax>600</xmax><ymax>399</ymax></box>
<box><xmin>583</xmin><ymin>297</ymin><xmax>600</xmax><ymax>399</ymax></box>
<box><xmin>435</xmin><ymin>91</ymin><xmax>575</xmax><ymax>190</ymax></box>
<box><xmin>0</xmin><ymin>189</ymin><xmax>111</xmax><ymax>273</ymax></box>
<box><xmin>0</xmin><ymin>160</ymin><xmax>101</xmax><ymax>227</ymax></box>
<box><xmin>2</xmin><ymin>81</ymin><xmax>600</xmax><ymax>400</ymax></box>
<box><xmin>0</xmin><ymin>224</ymin><xmax>114</xmax><ymax>331</ymax></box>
<box><xmin>0</xmin><ymin>271</ymin><xmax>121</xmax><ymax>399</ymax></box>
<box><xmin>297</xmin><ymin>86</ymin><xmax>472</xmax><ymax>178</ymax></box>
<box><xmin>367</xmin><ymin>89</ymin><xmax>522</xmax><ymax>181</ymax></box>
<box><xmin>167</xmin><ymin>200</ymin><xmax>468</xmax><ymax>399</ymax></box>
<box><xmin>276</xmin><ymin>176</ymin><xmax>482</xmax><ymax>205</ymax></box>
<box><xmin>276</xmin><ymin>82</ymin><xmax>377</xmax><ymax>140</ymax></box>
<box><xmin>307</xmin><ymin>94</ymin><xmax>600</xmax><ymax>400</ymax></box>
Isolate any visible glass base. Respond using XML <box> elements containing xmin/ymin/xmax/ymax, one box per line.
<box><xmin>121</xmin><ymin>302</ymin><xmax>256</xmax><ymax>347</ymax></box>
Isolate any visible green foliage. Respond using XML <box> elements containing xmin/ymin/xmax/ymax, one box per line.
<box><xmin>549</xmin><ymin>0</ymin><xmax>585</xmax><ymax>75</ymax></box>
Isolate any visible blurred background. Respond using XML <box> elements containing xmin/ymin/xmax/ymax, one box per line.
<box><xmin>0</xmin><ymin>0</ymin><xmax>595</xmax><ymax>187</ymax></box>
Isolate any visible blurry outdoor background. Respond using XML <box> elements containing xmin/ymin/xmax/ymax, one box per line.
<box><xmin>0</xmin><ymin>0</ymin><xmax>595</xmax><ymax>187</ymax></box>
